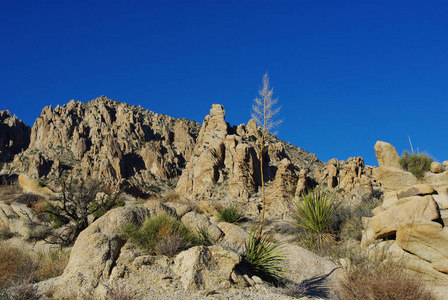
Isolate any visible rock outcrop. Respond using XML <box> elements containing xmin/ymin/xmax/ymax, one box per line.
<box><xmin>363</xmin><ymin>141</ymin><xmax>448</xmax><ymax>285</ymax></box>
<box><xmin>0</xmin><ymin>110</ymin><xmax>31</xmax><ymax>163</ymax></box>
<box><xmin>4</xmin><ymin>97</ymin><xmax>201</xmax><ymax>192</ymax></box>
<box><xmin>175</xmin><ymin>104</ymin><xmax>323</xmax><ymax>219</ymax></box>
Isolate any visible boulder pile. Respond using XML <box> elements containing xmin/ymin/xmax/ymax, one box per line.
<box><xmin>362</xmin><ymin>141</ymin><xmax>448</xmax><ymax>284</ymax></box>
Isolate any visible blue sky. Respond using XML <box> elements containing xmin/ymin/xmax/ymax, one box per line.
<box><xmin>1</xmin><ymin>0</ymin><xmax>447</xmax><ymax>166</ymax></box>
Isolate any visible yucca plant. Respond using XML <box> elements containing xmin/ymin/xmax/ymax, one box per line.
<box><xmin>291</xmin><ymin>189</ymin><xmax>340</xmax><ymax>251</ymax></box>
<box><xmin>217</xmin><ymin>205</ymin><xmax>244</xmax><ymax>223</ymax></box>
<box><xmin>243</xmin><ymin>228</ymin><xmax>286</xmax><ymax>283</ymax></box>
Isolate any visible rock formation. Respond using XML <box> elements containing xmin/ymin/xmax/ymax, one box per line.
<box><xmin>362</xmin><ymin>141</ymin><xmax>448</xmax><ymax>285</ymax></box>
<box><xmin>175</xmin><ymin>104</ymin><xmax>323</xmax><ymax>218</ymax></box>
<box><xmin>0</xmin><ymin>110</ymin><xmax>30</xmax><ymax>163</ymax></box>
<box><xmin>3</xmin><ymin>97</ymin><xmax>201</xmax><ymax>193</ymax></box>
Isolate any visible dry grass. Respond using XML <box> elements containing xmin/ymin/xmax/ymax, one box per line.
<box><xmin>0</xmin><ymin>243</ymin><xmax>37</xmax><ymax>290</ymax></box>
<box><xmin>334</xmin><ymin>258</ymin><xmax>437</xmax><ymax>300</ymax></box>
<box><xmin>0</xmin><ymin>242</ymin><xmax>69</xmax><ymax>292</ymax></box>
<box><xmin>34</xmin><ymin>248</ymin><xmax>70</xmax><ymax>281</ymax></box>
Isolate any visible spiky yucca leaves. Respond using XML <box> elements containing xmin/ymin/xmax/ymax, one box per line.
<box><xmin>217</xmin><ymin>205</ymin><xmax>244</xmax><ymax>223</ymax></box>
<box><xmin>292</xmin><ymin>189</ymin><xmax>340</xmax><ymax>251</ymax></box>
<box><xmin>243</xmin><ymin>229</ymin><xmax>286</xmax><ymax>283</ymax></box>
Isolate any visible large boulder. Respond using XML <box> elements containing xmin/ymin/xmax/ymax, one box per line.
<box><xmin>279</xmin><ymin>244</ymin><xmax>344</xmax><ymax>287</ymax></box>
<box><xmin>48</xmin><ymin>203</ymin><xmax>168</xmax><ymax>299</ymax></box>
<box><xmin>173</xmin><ymin>245</ymin><xmax>241</xmax><ymax>291</ymax></box>
<box><xmin>374</xmin><ymin>141</ymin><xmax>401</xmax><ymax>169</ymax></box>
<box><xmin>397</xmin><ymin>220</ymin><xmax>448</xmax><ymax>273</ymax></box>
<box><xmin>371</xmin><ymin>195</ymin><xmax>439</xmax><ymax>238</ymax></box>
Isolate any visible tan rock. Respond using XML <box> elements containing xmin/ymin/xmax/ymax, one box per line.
<box><xmin>433</xmin><ymin>195</ymin><xmax>448</xmax><ymax>209</ymax></box>
<box><xmin>372</xmin><ymin>166</ymin><xmax>419</xmax><ymax>190</ymax></box>
<box><xmin>397</xmin><ymin>220</ymin><xmax>448</xmax><ymax>273</ymax></box>
<box><xmin>173</xmin><ymin>245</ymin><xmax>241</xmax><ymax>291</ymax></box>
<box><xmin>382</xmin><ymin>191</ymin><xmax>398</xmax><ymax>209</ymax></box>
<box><xmin>279</xmin><ymin>244</ymin><xmax>344</xmax><ymax>286</ymax></box>
<box><xmin>18</xmin><ymin>173</ymin><xmax>54</xmax><ymax>197</ymax></box>
<box><xmin>371</xmin><ymin>195</ymin><xmax>439</xmax><ymax>239</ymax></box>
<box><xmin>374</xmin><ymin>141</ymin><xmax>401</xmax><ymax>168</ymax></box>
<box><xmin>217</xmin><ymin>222</ymin><xmax>249</xmax><ymax>253</ymax></box>
<box><xmin>397</xmin><ymin>183</ymin><xmax>435</xmax><ymax>199</ymax></box>
<box><xmin>444</xmin><ymin>161</ymin><xmax>448</xmax><ymax>171</ymax></box>
<box><xmin>49</xmin><ymin>205</ymin><xmax>156</xmax><ymax>299</ymax></box>
<box><xmin>431</xmin><ymin>162</ymin><xmax>444</xmax><ymax>174</ymax></box>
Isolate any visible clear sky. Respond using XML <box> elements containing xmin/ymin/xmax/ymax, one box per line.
<box><xmin>1</xmin><ymin>0</ymin><xmax>447</xmax><ymax>166</ymax></box>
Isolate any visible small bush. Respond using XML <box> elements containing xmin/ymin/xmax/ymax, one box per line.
<box><xmin>399</xmin><ymin>151</ymin><xmax>433</xmax><ymax>179</ymax></box>
<box><xmin>108</xmin><ymin>283</ymin><xmax>141</xmax><ymax>300</ymax></box>
<box><xmin>291</xmin><ymin>189</ymin><xmax>340</xmax><ymax>251</ymax></box>
<box><xmin>14</xmin><ymin>193</ymin><xmax>41</xmax><ymax>207</ymax></box>
<box><xmin>217</xmin><ymin>205</ymin><xmax>244</xmax><ymax>223</ymax></box>
<box><xmin>243</xmin><ymin>229</ymin><xmax>286</xmax><ymax>283</ymax></box>
<box><xmin>5</xmin><ymin>278</ymin><xmax>39</xmax><ymax>300</ymax></box>
<box><xmin>195</xmin><ymin>226</ymin><xmax>214</xmax><ymax>246</ymax></box>
<box><xmin>34</xmin><ymin>248</ymin><xmax>70</xmax><ymax>281</ymax></box>
<box><xmin>123</xmin><ymin>213</ymin><xmax>194</xmax><ymax>256</ymax></box>
<box><xmin>334</xmin><ymin>261</ymin><xmax>437</xmax><ymax>300</ymax></box>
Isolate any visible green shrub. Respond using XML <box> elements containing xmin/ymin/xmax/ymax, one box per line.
<box><xmin>291</xmin><ymin>189</ymin><xmax>340</xmax><ymax>251</ymax></box>
<box><xmin>243</xmin><ymin>229</ymin><xmax>286</xmax><ymax>283</ymax></box>
<box><xmin>399</xmin><ymin>151</ymin><xmax>433</xmax><ymax>179</ymax></box>
<box><xmin>217</xmin><ymin>205</ymin><xmax>244</xmax><ymax>223</ymax></box>
<box><xmin>123</xmin><ymin>213</ymin><xmax>195</xmax><ymax>256</ymax></box>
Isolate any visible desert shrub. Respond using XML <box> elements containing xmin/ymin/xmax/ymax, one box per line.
<box><xmin>279</xmin><ymin>282</ymin><xmax>309</xmax><ymax>298</ymax></box>
<box><xmin>3</xmin><ymin>278</ymin><xmax>39</xmax><ymax>300</ymax></box>
<box><xmin>335</xmin><ymin>192</ymin><xmax>383</xmax><ymax>242</ymax></box>
<box><xmin>0</xmin><ymin>243</ymin><xmax>37</xmax><ymax>293</ymax></box>
<box><xmin>13</xmin><ymin>193</ymin><xmax>41</xmax><ymax>207</ymax></box>
<box><xmin>43</xmin><ymin>176</ymin><xmax>123</xmax><ymax>245</ymax></box>
<box><xmin>217</xmin><ymin>205</ymin><xmax>244</xmax><ymax>223</ymax></box>
<box><xmin>108</xmin><ymin>283</ymin><xmax>141</xmax><ymax>300</ymax></box>
<box><xmin>123</xmin><ymin>213</ymin><xmax>194</xmax><ymax>256</ymax></box>
<box><xmin>291</xmin><ymin>189</ymin><xmax>340</xmax><ymax>251</ymax></box>
<box><xmin>334</xmin><ymin>261</ymin><xmax>436</xmax><ymax>300</ymax></box>
<box><xmin>34</xmin><ymin>248</ymin><xmax>70</xmax><ymax>281</ymax></box>
<box><xmin>195</xmin><ymin>226</ymin><xmax>214</xmax><ymax>246</ymax></box>
<box><xmin>399</xmin><ymin>151</ymin><xmax>433</xmax><ymax>179</ymax></box>
<box><xmin>243</xmin><ymin>229</ymin><xmax>286</xmax><ymax>283</ymax></box>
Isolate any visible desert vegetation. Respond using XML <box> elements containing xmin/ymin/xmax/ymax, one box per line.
<box><xmin>0</xmin><ymin>242</ymin><xmax>69</xmax><ymax>299</ymax></box>
<box><xmin>399</xmin><ymin>150</ymin><xmax>433</xmax><ymax>178</ymax></box>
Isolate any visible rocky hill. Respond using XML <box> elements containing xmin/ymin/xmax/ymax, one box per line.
<box><xmin>1</xmin><ymin>97</ymin><xmax>332</xmax><ymax>197</ymax></box>
<box><xmin>3</xmin><ymin>97</ymin><xmax>200</xmax><ymax>191</ymax></box>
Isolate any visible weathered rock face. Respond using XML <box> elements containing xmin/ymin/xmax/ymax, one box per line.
<box><xmin>0</xmin><ymin>110</ymin><xmax>31</xmax><ymax>163</ymax></box>
<box><xmin>176</xmin><ymin>104</ymin><xmax>322</xmax><ymax>208</ymax></box>
<box><xmin>5</xmin><ymin>97</ymin><xmax>200</xmax><ymax>191</ymax></box>
<box><xmin>314</xmin><ymin>156</ymin><xmax>377</xmax><ymax>201</ymax></box>
<box><xmin>173</xmin><ymin>245</ymin><xmax>241</xmax><ymax>291</ymax></box>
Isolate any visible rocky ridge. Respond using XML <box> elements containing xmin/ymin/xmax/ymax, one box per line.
<box><xmin>3</xmin><ymin>97</ymin><xmax>201</xmax><ymax>192</ymax></box>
